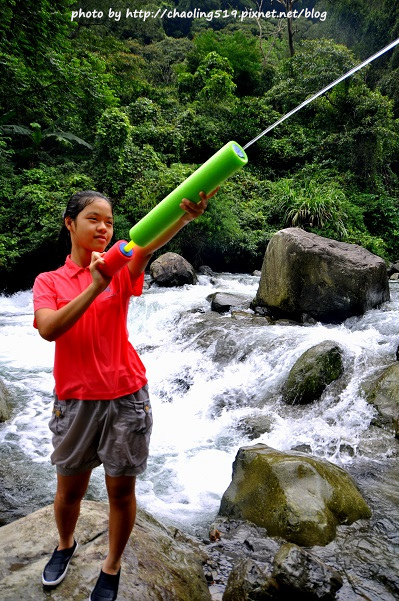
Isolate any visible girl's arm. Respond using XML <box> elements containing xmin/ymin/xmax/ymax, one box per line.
<box><xmin>35</xmin><ymin>253</ymin><xmax>111</xmax><ymax>342</ymax></box>
<box><xmin>127</xmin><ymin>190</ymin><xmax>218</xmax><ymax>279</ymax></box>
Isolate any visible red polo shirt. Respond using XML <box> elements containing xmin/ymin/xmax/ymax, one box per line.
<box><xmin>33</xmin><ymin>256</ymin><xmax>147</xmax><ymax>400</ymax></box>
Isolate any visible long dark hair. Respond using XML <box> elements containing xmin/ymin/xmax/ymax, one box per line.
<box><xmin>58</xmin><ymin>190</ymin><xmax>113</xmax><ymax>256</ymax></box>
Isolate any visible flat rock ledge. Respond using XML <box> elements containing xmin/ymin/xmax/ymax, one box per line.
<box><xmin>0</xmin><ymin>501</ymin><xmax>210</xmax><ymax>601</ymax></box>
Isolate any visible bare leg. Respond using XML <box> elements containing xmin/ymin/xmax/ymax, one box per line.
<box><xmin>54</xmin><ymin>470</ymin><xmax>92</xmax><ymax>550</ymax></box>
<box><xmin>103</xmin><ymin>474</ymin><xmax>136</xmax><ymax>575</ymax></box>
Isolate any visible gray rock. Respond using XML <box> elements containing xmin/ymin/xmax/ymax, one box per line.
<box><xmin>207</xmin><ymin>292</ymin><xmax>252</xmax><ymax>313</ymax></box>
<box><xmin>0</xmin><ymin>501</ymin><xmax>211</xmax><ymax>601</ymax></box>
<box><xmin>222</xmin><ymin>558</ymin><xmax>279</xmax><ymax>600</ymax></box>
<box><xmin>236</xmin><ymin>415</ymin><xmax>274</xmax><ymax>439</ymax></box>
<box><xmin>282</xmin><ymin>341</ymin><xmax>344</xmax><ymax>405</ymax></box>
<box><xmin>150</xmin><ymin>252</ymin><xmax>197</xmax><ymax>287</ymax></box>
<box><xmin>222</xmin><ymin>544</ymin><xmax>343</xmax><ymax>601</ymax></box>
<box><xmin>198</xmin><ymin>265</ymin><xmax>215</xmax><ymax>276</ymax></box>
<box><xmin>272</xmin><ymin>543</ymin><xmax>343</xmax><ymax>599</ymax></box>
<box><xmin>254</xmin><ymin>228</ymin><xmax>389</xmax><ymax>323</ymax></box>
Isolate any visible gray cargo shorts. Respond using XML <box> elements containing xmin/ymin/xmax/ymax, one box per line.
<box><xmin>49</xmin><ymin>384</ymin><xmax>153</xmax><ymax>477</ymax></box>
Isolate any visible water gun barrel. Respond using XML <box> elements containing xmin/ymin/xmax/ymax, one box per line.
<box><xmin>128</xmin><ymin>141</ymin><xmax>248</xmax><ymax>248</ymax></box>
<box><xmin>100</xmin><ymin>141</ymin><xmax>248</xmax><ymax>276</ymax></box>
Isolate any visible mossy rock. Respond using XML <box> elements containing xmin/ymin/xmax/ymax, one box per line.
<box><xmin>0</xmin><ymin>379</ymin><xmax>11</xmax><ymax>423</ymax></box>
<box><xmin>282</xmin><ymin>341</ymin><xmax>344</xmax><ymax>405</ymax></box>
<box><xmin>367</xmin><ymin>363</ymin><xmax>399</xmax><ymax>436</ymax></box>
<box><xmin>219</xmin><ymin>444</ymin><xmax>371</xmax><ymax>547</ymax></box>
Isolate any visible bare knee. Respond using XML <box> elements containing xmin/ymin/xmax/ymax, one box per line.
<box><xmin>55</xmin><ymin>487</ymin><xmax>85</xmax><ymax>506</ymax></box>
<box><xmin>106</xmin><ymin>475</ymin><xmax>136</xmax><ymax>505</ymax></box>
<box><xmin>55</xmin><ymin>471</ymin><xmax>91</xmax><ymax>505</ymax></box>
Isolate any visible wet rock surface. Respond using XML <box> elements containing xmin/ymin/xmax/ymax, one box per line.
<box><xmin>204</xmin><ymin>519</ymin><xmax>344</xmax><ymax>600</ymax></box>
<box><xmin>207</xmin><ymin>292</ymin><xmax>252</xmax><ymax>313</ymax></box>
<box><xmin>367</xmin><ymin>362</ymin><xmax>399</xmax><ymax>437</ymax></box>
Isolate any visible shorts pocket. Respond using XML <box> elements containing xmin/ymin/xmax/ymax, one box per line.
<box><xmin>105</xmin><ymin>394</ymin><xmax>153</xmax><ymax>472</ymax></box>
<box><xmin>49</xmin><ymin>399</ymin><xmax>68</xmax><ymax>436</ymax></box>
<box><xmin>127</xmin><ymin>397</ymin><xmax>153</xmax><ymax>434</ymax></box>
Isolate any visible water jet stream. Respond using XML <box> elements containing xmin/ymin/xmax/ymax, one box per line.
<box><xmin>243</xmin><ymin>38</ymin><xmax>399</xmax><ymax>150</ymax></box>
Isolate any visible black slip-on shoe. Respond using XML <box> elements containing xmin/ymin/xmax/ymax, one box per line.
<box><xmin>41</xmin><ymin>540</ymin><xmax>78</xmax><ymax>587</ymax></box>
<box><xmin>89</xmin><ymin>568</ymin><xmax>121</xmax><ymax>601</ymax></box>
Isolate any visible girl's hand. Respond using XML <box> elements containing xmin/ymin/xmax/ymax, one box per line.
<box><xmin>35</xmin><ymin>255</ymin><xmax>112</xmax><ymax>342</ymax></box>
<box><xmin>89</xmin><ymin>251</ymin><xmax>112</xmax><ymax>291</ymax></box>
<box><xmin>179</xmin><ymin>187</ymin><xmax>219</xmax><ymax>225</ymax></box>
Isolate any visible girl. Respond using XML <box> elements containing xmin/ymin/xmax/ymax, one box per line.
<box><xmin>33</xmin><ymin>188</ymin><xmax>217</xmax><ymax>601</ymax></box>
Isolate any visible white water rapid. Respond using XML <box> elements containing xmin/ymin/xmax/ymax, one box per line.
<box><xmin>0</xmin><ymin>273</ymin><xmax>398</xmax><ymax>546</ymax></box>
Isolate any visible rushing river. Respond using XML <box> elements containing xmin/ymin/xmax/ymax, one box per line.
<box><xmin>0</xmin><ymin>273</ymin><xmax>398</xmax><ymax>599</ymax></box>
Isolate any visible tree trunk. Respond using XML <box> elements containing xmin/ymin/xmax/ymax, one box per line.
<box><xmin>287</xmin><ymin>15</ymin><xmax>295</xmax><ymax>56</ymax></box>
<box><xmin>276</xmin><ymin>0</ymin><xmax>297</xmax><ymax>56</ymax></box>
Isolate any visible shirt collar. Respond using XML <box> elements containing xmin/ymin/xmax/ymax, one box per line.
<box><xmin>64</xmin><ymin>255</ymin><xmax>90</xmax><ymax>276</ymax></box>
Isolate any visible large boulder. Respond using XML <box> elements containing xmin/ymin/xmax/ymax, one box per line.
<box><xmin>367</xmin><ymin>363</ymin><xmax>399</xmax><ymax>437</ymax></box>
<box><xmin>282</xmin><ymin>341</ymin><xmax>344</xmax><ymax>405</ymax></box>
<box><xmin>150</xmin><ymin>252</ymin><xmax>197</xmax><ymax>287</ymax></box>
<box><xmin>254</xmin><ymin>228</ymin><xmax>389</xmax><ymax>323</ymax></box>
<box><xmin>219</xmin><ymin>444</ymin><xmax>371</xmax><ymax>547</ymax></box>
<box><xmin>0</xmin><ymin>501</ymin><xmax>211</xmax><ymax>601</ymax></box>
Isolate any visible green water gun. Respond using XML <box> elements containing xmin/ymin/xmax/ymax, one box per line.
<box><xmin>101</xmin><ymin>141</ymin><xmax>248</xmax><ymax>276</ymax></box>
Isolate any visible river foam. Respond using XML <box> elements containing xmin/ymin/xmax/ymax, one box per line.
<box><xmin>0</xmin><ymin>276</ymin><xmax>398</xmax><ymax>532</ymax></box>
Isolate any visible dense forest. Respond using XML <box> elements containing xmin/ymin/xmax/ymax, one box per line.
<box><xmin>1</xmin><ymin>0</ymin><xmax>398</xmax><ymax>291</ymax></box>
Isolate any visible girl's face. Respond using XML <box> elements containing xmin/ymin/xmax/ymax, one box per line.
<box><xmin>66</xmin><ymin>198</ymin><xmax>114</xmax><ymax>253</ymax></box>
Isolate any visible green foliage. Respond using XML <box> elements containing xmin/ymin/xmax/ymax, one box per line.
<box><xmin>178</xmin><ymin>50</ymin><xmax>237</xmax><ymax>106</ymax></box>
<box><xmin>186</xmin><ymin>29</ymin><xmax>262</xmax><ymax>95</ymax></box>
<box><xmin>1</xmin><ymin>122</ymin><xmax>92</xmax><ymax>167</ymax></box>
<box><xmin>1</xmin><ymin>1</ymin><xmax>399</xmax><ymax>289</ymax></box>
<box><xmin>263</xmin><ymin>39</ymin><xmax>399</xmax><ymax>187</ymax></box>
<box><xmin>94</xmin><ymin>107</ymin><xmax>132</xmax><ymax>194</ymax></box>
<box><xmin>315</xmin><ymin>0</ymin><xmax>399</xmax><ymax>59</ymax></box>
<box><xmin>348</xmin><ymin>192</ymin><xmax>399</xmax><ymax>259</ymax></box>
<box><xmin>139</xmin><ymin>37</ymin><xmax>193</xmax><ymax>86</ymax></box>
<box><xmin>128</xmin><ymin>98</ymin><xmax>162</xmax><ymax>125</ymax></box>
<box><xmin>265</xmin><ymin>38</ymin><xmax>359</xmax><ymax>114</ymax></box>
<box><xmin>95</xmin><ymin>108</ymin><xmax>131</xmax><ymax>160</ymax></box>
<box><xmin>273</xmin><ymin>177</ymin><xmax>348</xmax><ymax>239</ymax></box>
<box><xmin>314</xmin><ymin>86</ymin><xmax>399</xmax><ymax>187</ymax></box>
<box><xmin>0</xmin><ymin>163</ymin><xmax>95</xmax><ymax>274</ymax></box>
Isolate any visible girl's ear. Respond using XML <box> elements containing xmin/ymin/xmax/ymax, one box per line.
<box><xmin>64</xmin><ymin>216</ymin><xmax>74</xmax><ymax>232</ymax></box>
